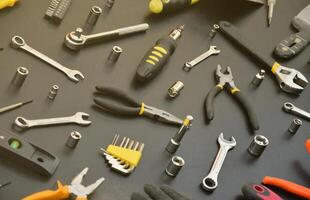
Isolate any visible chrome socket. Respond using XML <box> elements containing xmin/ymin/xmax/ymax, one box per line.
<box><xmin>84</xmin><ymin>6</ymin><xmax>102</xmax><ymax>31</ymax></box>
<box><xmin>66</xmin><ymin>131</ymin><xmax>82</xmax><ymax>149</ymax></box>
<box><xmin>48</xmin><ymin>85</ymin><xmax>59</xmax><ymax>100</ymax></box>
<box><xmin>11</xmin><ymin>67</ymin><xmax>29</xmax><ymax>87</ymax></box>
<box><xmin>168</xmin><ymin>81</ymin><xmax>184</xmax><ymax>98</ymax></box>
<box><xmin>209</xmin><ymin>24</ymin><xmax>220</xmax><ymax>39</ymax></box>
<box><xmin>165</xmin><ymin>156</ymin><xmax>185</xmax><ymax>177</ymax></box>
<box><xmin>248</xmin><ymin>135</ymin><xmax>269</xmax><ymax>157</ymax></box>
<box><xmin>105</xmin><ymin>0</ymin><xmax>115</xmax><ymax>8</ymax></box>
<box><xmin>107</xmin><ymin>46</ymin><xmax>122</xmax><ymax>62</ymax></box>
<box><xmin>288</xmin><ymin>118</ymin><xmax>302</xmax><ymax>134</ymax></box>
<box><xmin>251</xmin><ymin>69</ymin><xmax>265</xmax><ymax>86</ymax></box>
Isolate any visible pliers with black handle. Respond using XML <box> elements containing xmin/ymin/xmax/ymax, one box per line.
<box><xmin>205</xmin><ymin>65</ymin><xmax>259</xmax><ymax>131</ymax></box>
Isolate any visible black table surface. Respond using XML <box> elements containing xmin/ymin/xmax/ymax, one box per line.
<box><xmin>0</xmin><ymin>0</ymin><xmax>309</xmax><ymax>199</ymax></box>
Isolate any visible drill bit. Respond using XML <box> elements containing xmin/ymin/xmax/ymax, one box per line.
<box><xmin>0</xmin><ymin>100</ymin><xmax>33</xmax><ymax>114</ymax></box>
<box><xmin>268</xmin><ymin>0</ymin><xmax>276</xmax><ymax>26</ymax></box>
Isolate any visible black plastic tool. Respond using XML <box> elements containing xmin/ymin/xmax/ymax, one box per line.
<box><xmin>0</xmin><ymin>129</ymin><xmax>60</xmax><ymax>177</ymax></box>
<box><xmin>242</xmin><ymin>183</ymin><xmax>283</xmax><ymax>200</ymax></box>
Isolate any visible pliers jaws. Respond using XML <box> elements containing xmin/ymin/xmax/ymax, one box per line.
<box><xmin>216</xmin><ymin>65</ymin><xmax>237</xmax><ymax>90</ymax></box>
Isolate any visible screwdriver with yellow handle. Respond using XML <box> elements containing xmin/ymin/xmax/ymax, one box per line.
<box><xmin>135</xmin><ymin>25</ymin><xmax>184</xmax><ymax>82</ymax></box>
<box><xmin>149</xmin><ymin>0</ymin><xmax>200</xmax><ymax>14</ymax></box>
<box><xmin>0</xmin><ymin>0</ymin><xmax>18</xmax><ymax>10</ymax></box>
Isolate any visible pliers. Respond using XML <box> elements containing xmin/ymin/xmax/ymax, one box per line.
<box><xmin>93</xmin><ymin>86</ymin><xmax>183</xmax><ymax>126</ymax></box>
<box><xmin>205</xmin><ymin>65</ymin><xmax>259</xmax><ymax>131</ymax></box>
<box><xmin>22</xmin><ymin>168</ymin><xmax>104</xmax><ymax>200</ymax></box>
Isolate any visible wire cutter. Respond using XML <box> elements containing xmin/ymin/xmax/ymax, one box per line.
<box><xmin>93</xmin><ymin>86</ymin><xmax>183</xmax><ymax>126</ymax></box>
<box><xmin>22</xmin><ymin>168</ymin><xmax>104</xmax><ymax>200</ymax></box>
<box><xmin>205</xmin><ymin>65</ymin><xmax>259</xmax><ymax>131</ymax></box>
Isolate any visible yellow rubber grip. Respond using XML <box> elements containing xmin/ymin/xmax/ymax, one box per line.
<box><xmin>139</xmin><ymin>103</ymin><xmax>145</xmax><ymax>115</ymax></box>
<box><xmin>231</xmin><ymin>87</ymin><xmax>240</xmax><ymax>94</ymax></box>
<box><xmin>151</xmin><ymin>51</ymin><xmax>163</xmax><ymax>58</ymax></box>
<box><xmin>0</xmin><ymin>0</ymin><xmax>18</xmax><ymax>10</ymax></box>
<box><xmin>154</xmin><ymin>46</ymin><xmax>168</xmax><ymax>54</ymax></box>
<box><xmin>271</xmin><ymin>62</ymin><xmax>281</xmax><ymax>74</ymax></box>
<box><xmin>191</xmin><ymin>0</ymin><xmax>200</xmax><ymax>4</ymax></box>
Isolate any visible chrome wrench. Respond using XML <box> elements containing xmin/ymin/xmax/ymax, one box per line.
<box><xmin>11</xmin><ymin>36</ymin><xmax>84</xmax><ymax>82</ymax></box>
<box><xmin>201</xmin><ymin>133</ymin><xmax>236</xmax><ymax>191</ymax></box>
<box><xmin>14</xmin><ymin>112</ymin><xmax>92</xmax><ymax>130</ymax></box>
<box><xmin>184</xmin><ymin>46</ymin><xmax>220</xmax><ymax>71</ymax></box>
<box><xmin>283</xmin><ymin>102</ymin><xmax>310</xmax><ymax>120</ymax></box>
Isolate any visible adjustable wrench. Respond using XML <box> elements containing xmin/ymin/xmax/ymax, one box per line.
<box><xmin>184</xmin><ymin>46</ymin><xmax>220</xmax><ymax>71</ymax></box>
<box><xmin>14</xmin><ymin>112</ymin><xmax>92</xmax><ymax>130</ymax></box>
<box><xmin>219</xmin><ymin>21</ymin><xmax>308</xmax><ymax>94</ymax></box>
<box><xmin>201</xmin><ymin>133</ymin><xmax>236</xmax><ymax>191</ymax></box>
<box><xmin>11</xmin><ymin>36</ymin><xmax>84</xmax><ymax>82</ymax></box>
<box><xmin>283</xmin><ymin>102</ymin><xmax>310</xmax><ymax>120</ymax></box>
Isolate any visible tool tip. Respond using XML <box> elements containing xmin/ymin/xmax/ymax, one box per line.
<box><xmin>23</xmin><ymin>100</ymin><xmax>33</xmax><ymax>105</ymax></box>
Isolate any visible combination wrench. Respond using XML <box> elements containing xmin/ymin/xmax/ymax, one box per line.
<box><xmin>283</xmin><ymin>102</ymin><xmax>310</xmax><ymax>120</ymax></box>
<box><xmin>183</xmin><ymin>46</ymin><xmax>220</xmax><ymax>71</ymax></box>
<box><xmin>11</xmin><ymin>36</ymin><xmax>84</xmax><ymax>82</ymax></box>
<box><xmin>14</xmin><ymin>112</ymin><xmax>92</xmax><ymax>130</ymax></box>
<box><xmin>201</xmin><ymin>133</ymin><xmax>236</xmax><ymax>191</ymax></box>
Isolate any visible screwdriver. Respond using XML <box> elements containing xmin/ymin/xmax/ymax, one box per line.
<box><xmin>267</xmin><ymin>0</ymin><xmax>276</xmax><ymax>26</ymax></box>
<box><xmin>135</xmin><ymin>25</ymin><xmax>184</xmax><ymax>82</ymax></box>
<box><xmin>149</xmin><ymin>0</ymin><xmax>199</xmax><ymax>14</ymax></box>
<box><xmin>0</xmin><ymin>0</ymin><xmax>18</xmax><ymax>10</ymax></box>
<box><xmin>0</xmin><ymin>181</ymin><xmax>11</xmax><ymax>189</ymax></box>
<box><xmin>0</xmin><ymin>100</ymin><xmax>33</xmax><ymax>114</ymax></box>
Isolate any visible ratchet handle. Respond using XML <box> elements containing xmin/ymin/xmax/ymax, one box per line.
<box><xmin>262</xmin><ymin>176</ymin><xmax>310</xmax><ymax>199</ymax></box>
<box><xmin>22</xmin><ymin>182</ymin><xmax>69</xmax><ymax>200</ymax></box>
<box><xmin>219</xmin><ymin>21</ymin><xmax>275</xmax><ymax>68</ymax></box>
<box><xmin>232</xmin><ymin>90</ymin><xmax>259</xmax><ymax>131</ymax></box>
<box><xmin>275</xmin><ymin>31</ymin><xmax>310</xmax><ymax>59</ymax></box>
<box><xmin>242</xmin><ymin>183</ymin><xmax>283</xmax><ymax>200</ymax></box>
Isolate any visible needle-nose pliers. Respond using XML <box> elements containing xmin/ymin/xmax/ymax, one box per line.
<box><xmin>93</xmin><ymin>86</ymin><xmax>183</xmax><ymax>126</ymax></box>
<box><xmin>205</xmin><ymin>65</ymin><xmax>259</xmax><ymax>131</ymax></box>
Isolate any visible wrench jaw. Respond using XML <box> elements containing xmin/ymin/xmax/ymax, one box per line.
<box><xmin>11</xmin><ymin>35</ymin><xmax>26</xmax><ymax>49</ymax></box>
<box><xmin>282</xmin><ymin>102</ymin><xmax>294</xmax><ymax>113</ymax></box>
<box><xmin>218</xmin><ymin>133</ymin><xmax>237</xmax><ymax>148</ymax></box>
<box><xmin>74</xmin><ymin>112</ymin><xmax>92</xmax><ymax>126</ymax></box>
<box><xmin>183</xmin><ymin>62</ymin><xmax>193</xmax><ymax>72</ymax></box>
<box><xmin>13</xmin><ymin>117</ymin><xmax>31</xmax><ymax>131</ymax></box>
<box><xmin>202</xmin><ymin>176</ymin><xmax>218</xmax><ymax>192</ymax></box>
<box><xmin>65</xmin><ymin>70</ymin><xmax>85</xmax><ymax>82</ymax></box>
<box><xmin>274</xmin><ymin>65</ymin><xmax>308</xmax><ymax>94</ymax></box>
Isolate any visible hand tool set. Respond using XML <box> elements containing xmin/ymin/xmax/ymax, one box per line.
<box><xmin>0</xmin><ymin>1</ymin><xmax>309</xmax><ymax>199</ymax></box>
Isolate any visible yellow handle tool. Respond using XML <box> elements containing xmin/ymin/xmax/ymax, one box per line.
<box><xmin>0</xmin><ymin>0</ymin><xmax>18</xmax><ymax>10</ymax></box>
<box><xmin>149</xmin><ymin>0</ymin><xmax>199</xmax><ymax>14</ymax></box>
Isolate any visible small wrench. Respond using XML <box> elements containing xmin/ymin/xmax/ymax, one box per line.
<box><xmin>11</xmin><ymin>36</ymin><xmax>84</xmax><ymax>82</ymax></box>
<box><xmin>14</xmin><ymin>112</ymin><xmax>92</xmax><ymax>130</ymax></box>
<box><xmin>184</xmin><ymin>46</ymin><xmax>220</xmax><ymax>71</ymax></box>
<box><xmin>201</xmin><ymin>133</ymin><xmax>236</xmax><ymax>191</ymax></box>
<box><xmin>283</xmin><ymin>102</ymin><xmax>310</xmax><ymax>120</ymax></box>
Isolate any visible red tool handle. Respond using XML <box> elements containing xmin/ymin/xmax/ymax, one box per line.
<box><xmin>306</xmin><ymin>139</ymin><xmax>310</xmax><ymax>154</ymax></box>
<box><xmin>263</xmin><ymin>176</ymin><xmax>310</xmax><ymax>200</ymax></box>
<box><xmin>242</xmin><ymin>183</ymin><xmax>283</xmax><ymax>200</ymax></box>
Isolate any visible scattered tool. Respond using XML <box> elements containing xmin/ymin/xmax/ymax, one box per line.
<box><xmin>45</xmin><ymin>0</ymin><xmax>72</xmax><ymax>23</ymax></box>
<box><xmin>183</xmin><ymin>46</ymin><xmax>220</xmax><ymax>72</ymax></box>
<box><xmin>219</xmin><ymin>21</ymin><xmax>308</xmax><ymax>94</ymax></box>
<box><xmin>0</xmin><ymin>0</ymin><xmax>18</xmax><ymax>10</ymax></box>
<box><xmin>262</xmin><ymin>176</ymin><xmax>310</xmax><ymax>200</ymax></box>
<box><xmin>267</xmin><ymin>0</ymin><xmax>276</xmax><ymax>26</ymax></box>
<box><xmin>0</xmin><ymin>181</ymin><xmax>11</xmax><ymax>189</ymax></box>
<box><xmin>105</xmin><ymin>0</ymin><xmax>115</xmax><ymax>8</ymax></box>
<box><xmin>283</xmin><ymin>102</ymin><xmax>310</xmax><ymax>121</ymax></box>
<box><xmin>136</xmin><ymin>25</ymin><xmax>184</xmax><ymax>82</ymax></box>
<box><xmin>247</xmin><ymin>135</ymin><xmax>269</xmax><ymax>157</ymax></box>
<box><xmin>11</xmin><ymin>36</ymin><xmax>84</xmax><ymax>83</ymax></box>
<box><xmin>166</xmin><ymin>115</ymin><xmax>193</xmax><ymax>154</ymax></box>
<box><xmin>0</xmin><ymin>100</ymin><xmax>32</xmax><ymax>114</ymax></box>
<box><xmin>209</xmin><ymin>24</ymin><xmax>220</xmax><ymax>39</ymax></box>
<box><xmin>275</xmin><ymin>4</ymin><xmax>310</xmax><ymax>58</ymax></box>
<box><xmin>251</xmin><ymin>69</ymin><xmax>265</xmax><ymax>87</ymax></box>
<box><xmin>0</xmin><ymin>130</ymin><xmax>60</xmax><ymax>176</ymax></box>
<box><xmin>288</xmin><ymin>118</ymin><xmax>302</xmax><ymax>134</ymax></box>
<box><xmin>48</xmin><ymin>85</ymin><xmax>59</xmax><ymax>100</ymax></box>
<box><xmin>149</xmin><ymin>0</ymin><xmax>199</xmax><ymax>14</ymax></box>
<box><xmin>167</xmin><ymin>81</ymin><xmax>184</xmax><ymax>98</ymax></box>
<box><xmin>22</xmin><ymin>167</ymin><xmax>104</xmax><ymax>200</ymax></box>
<box><xmin>205</xmin><ymin>65</ymin><xmax>259</xmax><ymax>131</ymax></box>
<box><xmin>107</xmin><ymin>46</ymin><xmax>122</xmax><ymax>63</ymax></box>
<box><xmin>242</xmin><ymin>183</ymin><xmax>283</xmax><ymax>200</ymax></box>
<box><xmin>93</xmin><ymin>86</ymin><xmax>183</xmax><ymax>126</ymax></box>
<box><xmin>165</xmin><ymin>156</ymin><xmax>185</xmax><ymax>177</ymax></box>
<box><xmin>101</xmin><ymin>134</ymin><xmax>144</xmax><ymax>175</ymax></box>
<box><xmin>306</xmin><ymin>139</ymin><xmax>310</xmax><ymax>154</ymax></box>
<box><xmin>66</xmin><ymin>131</ymin><xmax>82</xmax><ymax>149</ymax></box>
<box><xmin>83</xmin><ymin>6</ymin><xmax>102</xmax><ymax>33</ymax></box>
<box><xmin>11</xmin><ymin>66</ymin><xmax>29</xmax><ymax>87</ymax></box>
<box><xmin>14</xmin><ymin>112</ymin><xmax>92</xmax><ymax>131</ymax></box>
<box><xmin>201</xmin><ymin>133</ymin><xmax>236</xmax><ymax>191</ymax></box>
<box><xmin>132</xmin><ymin>184</ymin><xmax>191</xmax><ymax>200</ymax></box>
<box><xmin>64</xmin><ymin>23</ymin><xmax>149</xmax><ymax>51</ymax></box>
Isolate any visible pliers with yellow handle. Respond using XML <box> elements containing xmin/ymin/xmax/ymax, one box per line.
<box><xmin>22</xmin><ymin>168</ymin><xmax>104</xmax><ymax>200</ymax></box>
<box><xmin>149</xmin><ymin>0</ymin><xmax>200</xmax><ymax>14</ymax></box>
<box><xmin>205</xmin><ymin>65</ymin><xmax>259</xmax><ymax>131</ymax></box>
<box><xmin>0</xmin><ymin>0</ymin><xmax>18</xmax><ymax>10</ymax></box>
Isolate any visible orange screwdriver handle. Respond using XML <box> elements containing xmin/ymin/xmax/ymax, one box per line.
<box><xmin>263</xmin><ymin>176</ymin><xmax>310</xmax><ymax>200</ymax></box>
<box><xmin>22</xmin><ymin>181</ymin><xmax>70</xmax><ymax>200</ymax></box>
<box><xmin>76</xmin><ymin>197</ymin><xmax>87</xmax><ymax>200</ymax></box>
<box><xmin>306</xmin><ymin>140</ymin><xmax>310</xmax><ymax>154</ymax></box>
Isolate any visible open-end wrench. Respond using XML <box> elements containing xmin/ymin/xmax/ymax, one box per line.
<box><xmin>184</xmin><ymin>46</ymin><xmax>221</xmax><ymax>71</ymax></box>
<box><xmin>11</xmin><ymin>36</ymin><xmax>84</xmax><ymax>82</ymax></box>
<box><xmin>201</xmin><ymin>133</ymin><xmax>236</xmax><ymax>191</ymax></box>
<box><xmin>219</xmin><ymin>21</ymin><xmax>308</xmax><ymax>94</ymax></box>
<box><xmin>14</xmin><ymin>112</ymin><xmax>92</xmax><ymax>130</ymax></box>
<box><xmin>283</xmin><ymin>102</ymin><xmax>310</xmax><ymax>120</ymax></box>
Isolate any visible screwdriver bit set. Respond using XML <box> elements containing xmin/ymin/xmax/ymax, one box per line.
<box><xmin>101</xmin><ymin>134</ymin><xmax>144</xmax><ymax>175</ymax></box>
<box><xmin>45</xmin><ymin>0</ymin><xmax>72</xmax><ymax>23</ymax></box>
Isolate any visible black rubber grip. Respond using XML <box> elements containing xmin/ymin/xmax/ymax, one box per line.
<box><xmin>162</xmin><ymin>0</ymin><xmax>192</xmax><ymax>13</ymax></box>
<box><xmin>233</xmin><ymin>91</ymin><xmax>259</xmax><ymax>130</ymax></box>
<box><xmin>94</xmin><ymin>98</ymin><xmax>140</xmax><ymax>116</ymax></box>
<box><xmin>205</xmin><ymin>86</ymin><xmax>222</xmax><ymax>121</ymax></box>
<box><xmin>219</xmin><ymin>21</ymin><xmax>274</xmax><ymax>69</ymax></box>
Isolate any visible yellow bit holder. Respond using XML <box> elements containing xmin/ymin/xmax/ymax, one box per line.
<box><xmin>0</xmin><ymin>0</ymin><xmax>18</xmax><ymax>10</ymax></box>
<box><xmin>106</xmin><ymin>145</ymin><xmax>142</xmax><ymax>167</ymax></box>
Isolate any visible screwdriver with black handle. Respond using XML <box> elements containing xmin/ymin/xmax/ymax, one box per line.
<box><xmin>149</xmin><ymin>0</ymin><xmax>199</xmax><ymax>14</ymax></box>
<box><xmin>135</xmin><ymin>25</ymin><xmax>184</xmax><ymax>82</ymax></box>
